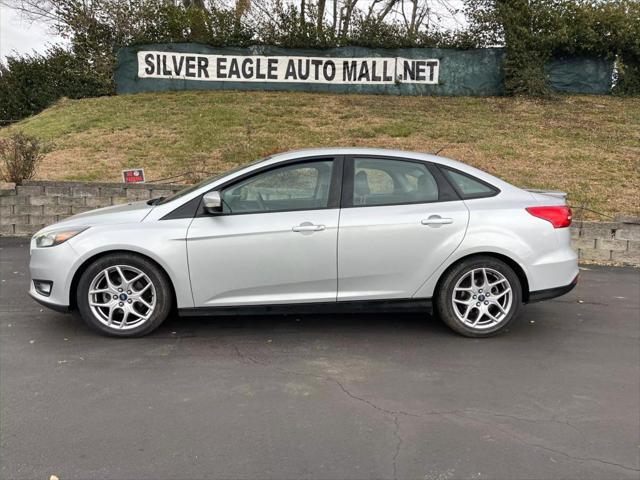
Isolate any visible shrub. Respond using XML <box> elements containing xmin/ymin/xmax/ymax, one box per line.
<box><xmin>465</xmin><ymin>0</ymin><xmax>640</xmax><ymax>96</ymax></box>
<box><xmin>0</xmin><ymin>47</ymin><xmax>113</xmax><ymax>126</ymax></box>
<box><xmin>614</xmin><ymin>58</ymin><xmax>640</xmax><ymax>96</ymax></box>
<box><xmin>0</xmin><ymin>133</ymin><xmax>49</xmax><ymax>185</ymax></box>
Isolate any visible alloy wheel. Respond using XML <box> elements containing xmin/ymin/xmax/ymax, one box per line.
<box><xmin>87</xmin><ymin>265</ymin><xmax>156</xmax><ymax>330</ymax></box>
<box><xmin>451</xmin><ymin>267</ymin><xmax>513</xmax><ymax>330</ymax></box>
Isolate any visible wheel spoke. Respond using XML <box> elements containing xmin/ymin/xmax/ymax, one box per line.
<box><xmin>462</xmin><ymin>305</ymin><xmax>475</xmax><ymax>321</ymax></box>
<box><xmin>490</xmin><ymin>301</ymin><xmax>507</xmax><ymax>315</ymax></box>
<box><xmin>493</xmin><ymin>288</ymin><xmax>511</xmax><ymax>300</ymax></box>
<box><xmin>489</xmin><ymin>278</ymin><xmax>508</xmax><ymax>288</ymax></box>
<box><xmin>107</xmin><ymin>305</ymin><xmax>116</xmax><ymax>326</ymax></box>
<box><xmin>471</xmin><ymin>310</ymin><xmax>485</xmax><ymax>326</ymax></box>
<box><xmin>104</xmin><ymin>270</ymin><xmax>118</xmax><ymax>291</ymax></box>
<box><xmin>482</xmin><ymin>268</ymin><xmax>489</xmax><ymax>289</ymax></box>
<box><xmin>115</xmin><ymin>266</ymin><xmax>128</xmax><ymax>286</ymax></box>
<box><xmin>90</xmin><ymin>288</ymin><xmax>110</xmax><ymax>295</ymax></box>
<box><xmin>130</xmin><ymin>308</ymin><xmax>151</xmax><ymax>321</ymax></box>
<box><xmin>453</xmin><ymin>297</ymin><xmax>471</xmax><ymax>305</ymax></box>
<box><xmin>120</xmin><ymin>309</ymin><xmax>129</xmax><ymax>328</ymax></box>
<box><xmin>127</xmin><ymin>273</ymin><xmax>144</xmax><ymax>288</ymax></box>
<box><xmin>134</xmin><ymin>282</ymin><xmax>151</xmax><ymax>295</ymax></box>
<box><xmin>90</xmin><ymin>300</ymin><xmax>111</xmax><ymax>308</ymax></box>
<box><xmin>135</xmin><ymin>298</ymin><xmax>153</xmax><ymax>310</ymax></box>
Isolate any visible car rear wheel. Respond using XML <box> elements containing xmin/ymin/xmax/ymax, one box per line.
<box><xmin>76</xmin><ymin>253</ymin><xmax>173</xmax><ymax>337</ymax></box>
<box><xmin>435</xmin><ymin>256</ymin><xmax>522</xmax><ymax>337</ymax></box>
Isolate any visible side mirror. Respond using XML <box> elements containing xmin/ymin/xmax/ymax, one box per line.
<box><xmin>203</xmin><ymin>191</ymin><xmax>223</xmax><ymax>214</ymax></box>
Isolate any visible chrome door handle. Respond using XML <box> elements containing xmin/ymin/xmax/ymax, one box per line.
<box><xmin>292</xmin><ymin>223</ymin><xmax>326</xmax><ymax>232</ymax></box>
<box><xmin>421</xmin><ymin>215</ymin><xmax>453</xmax><ymax>226</ymax></box>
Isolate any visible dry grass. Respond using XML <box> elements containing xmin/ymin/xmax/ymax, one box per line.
<box><xmin>2</xmin><ymin>92</ymin><xmax>639</xmax><ymax>217</ymax></box>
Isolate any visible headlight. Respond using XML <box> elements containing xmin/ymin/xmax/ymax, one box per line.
<box><xmin>34</xmin><ymin>227</ymin><xmax>89</xmax><ymax>248</ymax></box>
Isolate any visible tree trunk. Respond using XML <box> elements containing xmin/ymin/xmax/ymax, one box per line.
<box><xmin>317</xmin><ymin>0</ymin><xmax>326</xmax><ymax>35</ymax></box>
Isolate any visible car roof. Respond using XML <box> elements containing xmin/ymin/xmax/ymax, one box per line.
<box><xmin>268</xmin><ymin>147</ymin><xmax>485</xmax><ymax>173</ymax></box>
<box><xmin>267</xmin><ymin>147</ymin><xmax>496</xmax><ymax>180</ymax></box>
<box><xmin>271</xmin><ymin>147</ymin><xmax>443</xmax><ymax>163</ymax></box>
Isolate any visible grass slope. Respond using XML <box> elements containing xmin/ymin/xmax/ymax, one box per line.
<box><xmin>3</xmin><ymin>91</ymin><xmax>639</xmax><ymax>217</ymax></box>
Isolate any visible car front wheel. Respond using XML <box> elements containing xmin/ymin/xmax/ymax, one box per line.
<box><xmin>435</xmin><ymin>256</ymin><xmax>522</xmax><ymax>337</ymax></box>
<box><xmin>76</xmin><ymin>253</ymin><xmax>173</xmax><ymax>337</ymax></box>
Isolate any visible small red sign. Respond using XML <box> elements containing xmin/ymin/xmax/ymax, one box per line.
<box><xmin>122</xmin><ymin>169</ymin><xmax>145</xmax><ymax>183</ymax></box>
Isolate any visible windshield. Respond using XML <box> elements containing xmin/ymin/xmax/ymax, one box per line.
<box><xmin>156</xmin><ymin>156</ymin><xmax>273</xmax><ymax>205</ymax></box>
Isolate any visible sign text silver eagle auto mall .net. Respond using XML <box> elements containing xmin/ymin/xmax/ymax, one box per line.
<box><xmin>138</xmin><ymin>51</ymin><xmax>440</xmax><ymax>84</ymax></box>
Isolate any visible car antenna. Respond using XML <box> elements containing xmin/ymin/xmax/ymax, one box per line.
<box><xmin>433</xmin><ymin>145</ymin><xmax>447</xmax><ymax>155</ymax></box>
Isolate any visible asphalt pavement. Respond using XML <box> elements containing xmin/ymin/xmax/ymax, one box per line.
<box><xmin>1</xmin><ymin>236</ymin><xmax>639</xmax><ymax>480</ymax></box>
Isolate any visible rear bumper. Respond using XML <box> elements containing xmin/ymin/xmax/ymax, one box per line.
<box><xmin>528</xmin><ymin>275</ymin><xmax>578</xmax><ymax>303</ymax></box>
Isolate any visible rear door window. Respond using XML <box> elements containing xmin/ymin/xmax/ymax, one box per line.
<box><xmin>351</xmin><ymin>158</ymin><xmax>439</xmax><ymax>206</ymax></box>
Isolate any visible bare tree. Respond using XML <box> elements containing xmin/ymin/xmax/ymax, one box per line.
<box><xmin>316</xmin><ymin>0</ymin><xmax>325</xmax><ymax>33</ymax></box>
<box><xmin>338</xmin><ymin>0</ymin><xmax>358</xmax><ymax>37</ymax></box>
<box><xmin>2</xmin><ymin>0</ymin><xmax>468</xmax><ymax>46</ymax></box>
<box><xmin>1</xmin><ymin>0</ymin><xmax>59</xmax><ymax>23</ymax></box>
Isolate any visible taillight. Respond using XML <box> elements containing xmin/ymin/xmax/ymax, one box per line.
<box><xmin>525</xmin><ymin>206</ymin><xmax>572</xmax><ymax>228</ymax></box>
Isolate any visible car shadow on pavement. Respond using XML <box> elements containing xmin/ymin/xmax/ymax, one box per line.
<box><xmin>29</xmin><ymin>308</ymin><xmax>465</xmax><ymax>340</ymax></box>
<box><xmin>160</xmin><ymin>311</ymin><xmax>455</xmax><ymax>338</ymax></box>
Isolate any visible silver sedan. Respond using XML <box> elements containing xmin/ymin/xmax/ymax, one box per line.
<box><xmin>29</xmin><ymin>148</ymin><xmax>578</xmax><ymax>337</ymax></box>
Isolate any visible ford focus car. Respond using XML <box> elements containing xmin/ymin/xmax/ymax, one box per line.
<box><xmin>29</xmin><ymin>148</ymin><xmax>578</xmax><ymax>337</ymax></box>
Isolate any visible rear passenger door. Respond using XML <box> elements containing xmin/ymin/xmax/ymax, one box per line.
<box><xmin>337</xmin><ymin>156</ymin><xmax>469</xmax><ymax>301</ymax></box>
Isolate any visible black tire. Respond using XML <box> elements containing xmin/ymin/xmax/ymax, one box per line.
<box><xmin>76</xmin><ymin>253</ymin><xmax>173</xmax><ymax>337</ymax></box>
<box><xmin>435</xmin><ymin>256</ymin><xmax>522</xmax><ymax>338</ymax></box>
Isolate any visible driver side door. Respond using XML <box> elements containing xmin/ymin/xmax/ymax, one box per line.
<box><xmin>187</xmin><ymin>157</ymin><xmax>342</xmax><ymax>307</ymax></box>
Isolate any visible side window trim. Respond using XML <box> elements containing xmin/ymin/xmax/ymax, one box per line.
<box><xmin>438</xmin><ymin>165</ymin><xmax>500</xmax><ymax>200</ymax></box>
<box><xmin>426</xmin><ymin>163</ymin><xmax>460</xmax><ymax>202</ymax></box>
<box><xmin>340</xmin><ymin>155</ymin><xmax>460</xmax><ymax>208</ymax></box>
<box><xmin>194</xmin><ymin>155</ymin><xmax>344</xmax><ymax>217</ymax></box>
<box><xmin>341</xmin><ymin>156</ymin><xmax>355</xmax><ymax>208</ymax></box>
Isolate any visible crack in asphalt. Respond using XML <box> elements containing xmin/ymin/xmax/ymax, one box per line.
<box><xmin>466</xmin><ymin>410</ymin><xmax>587</xmax><ymax>439</ymax></box>
<box><xmin>487</xmin><ymin>422</ymin><xmax>640</xmax><ymax>474</ymax></box>
<box><xmin>231</xmin><ymin>343</ymin><xmax>409</xmax><ymax>479</ymax></box>
<box><xmin>229</xmin><ymin>343</ymin><xmax>640</xmax><ymax>476</ymax></box>
<box><xmin>333</xmin><ymin>379</ymin><xmax>407</xmax><ymax>480</ymax></box>
<box><xmin>334</xmin><ymin>379</ymin><xmax>420</xmax><ymax>418</ymax></box>
<box><xmin>391</xmin><ymin>415</ymin><xmax>402</xmax><ymax>480</ymax></box>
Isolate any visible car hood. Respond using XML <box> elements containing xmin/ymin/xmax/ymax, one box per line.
<box><xmin>48</xmin><ymin>201</ymin><xmax>154</xmax><ymax>230</ymax></box>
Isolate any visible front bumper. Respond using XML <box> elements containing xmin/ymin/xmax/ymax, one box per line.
<box><xmin>28</xmin><ymin>239</ymin><xmax>78</xmax><ymax>311</ymax></box>
<box><xmin>29</xmin><ymin>289</ymin><xmax>70</xmax><ymax>313</ymax></box>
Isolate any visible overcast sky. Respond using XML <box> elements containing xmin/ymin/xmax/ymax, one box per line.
<box><xmin>0</xmin><ymin>3</ymin><xmax>64</xmax><ymax>61</ymax></box>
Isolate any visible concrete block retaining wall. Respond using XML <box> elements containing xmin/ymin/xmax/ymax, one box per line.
<box><xmin>1</xmin><ymin>180</ymin><xmax>639</xmax><ymax>265</ymax></box>
<box><xmin>572</xmin><ymin>217</ymin><xmax>640</xmax><ymax>265</ymax></box>
<box><xmin>0</xmin><ymin>180</ymin><xmax>182</xmax><ymax>237</ymax></box>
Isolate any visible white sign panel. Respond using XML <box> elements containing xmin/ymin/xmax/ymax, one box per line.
<box><xmin>396</xmin><ymin>57</ymin><xmax>439</xmax><ymax>84</ymax></box>
<box><xmin>137</xmin><ymin>51</ymin><xmax>439</xmax><ymax>85</ymax></box>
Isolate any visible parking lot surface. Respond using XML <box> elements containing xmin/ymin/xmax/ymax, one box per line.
<box><xmin>1</xmin><ymin>236</ymin><xmax>639</xmax><ymax>480</ymax></box>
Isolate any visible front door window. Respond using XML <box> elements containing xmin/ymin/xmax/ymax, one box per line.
<box><xmin>221</xmin><ymin>160</ymin><xmax>334</xmax><ymax>214</ymax></box>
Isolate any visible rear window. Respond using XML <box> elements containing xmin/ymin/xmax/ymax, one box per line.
<box><xmin>442</xmin><ymin>168</ymin><xmax>498</xmax><ymax>199</ymax></box>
